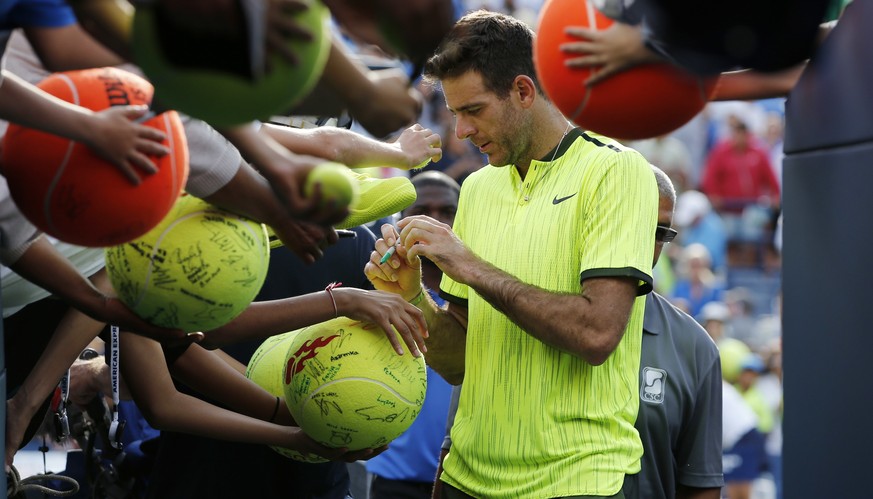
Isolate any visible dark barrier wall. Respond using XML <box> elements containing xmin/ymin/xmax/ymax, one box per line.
<box><xmin>783</xmin><ymin>2</ymin><xmax>873</xmax><ymax>497</ymax></box>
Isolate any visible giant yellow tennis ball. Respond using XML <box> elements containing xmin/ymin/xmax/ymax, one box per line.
<box><xmin>283</xmin><ymin>316</ymin><xmax>427</xmax><ymax>451</ymax></box>
<box><xmin>104</xmin><ymin>194</ymin><xmax>269</xmax><ymax>332</ymax></box>
<box><xmin>246</xmin><ymin>331</ymin><xmax>327</xmax><ymax>463</ymax></box>
<box><xmin>131</xmin><ymin>0</ymin><xmax>331</xmax><ymax>127</ymax></box>
<box><xmin>303</xmin><ymin>162</ymin><xmax>360</xmax><ymax>210</ymax></box>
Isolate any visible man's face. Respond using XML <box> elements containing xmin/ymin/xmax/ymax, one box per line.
<box><xmin>441</xmin><ymin>71</ymin><xmax>532</xmax><ymax>168</ymax></box>
<box><xmin>402</xmin><ymin>185</ymin><xmax>458</xmax><ymax>227</ymax></box>
<box><xmin>653</xmin><ymin>195</ymin><xmax>675</xmax><ymax>266</ymax></box>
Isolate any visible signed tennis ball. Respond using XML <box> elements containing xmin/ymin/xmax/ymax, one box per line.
<box><xmin>247</xmin><ymin>331</ymin><xmax>327</xmax><ymax>463</ymax></box>
<box><xmin>104</xmin><ymin>194</ymin><xmax>269</xmax><ymax>333</ymax></box>
<box><xmin>303</xmin><ymin>162</ymin><xmax>360</xmax><ymax>209</ymax></box>
<box><xmin>283</xmin><ymin>316</ymin><xmax>426</xmax><ymax>452</ymax></box>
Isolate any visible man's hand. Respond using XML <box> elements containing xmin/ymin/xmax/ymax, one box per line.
<box><xmin>257</xmin><ymin>152</ymin><xmax>349</xmax><ymax>227</ymax></box>
<box><xmin>265</xmin><ymin>0</ymin><xmax>315</xmax><ymax>68</ymax></box>
<box><xmin>395</xmin><ymin>215</ymin><xmax>479</xmax><ymax>285</ymax></box>
<box><xmin>364</xmin><ymin>223</ymin><xmax>423</xmax><ymax>301</ymax></box>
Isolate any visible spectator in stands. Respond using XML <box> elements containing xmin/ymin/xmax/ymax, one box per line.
<box><xmin>673</xmin><ymin>190</ymin><xmax>728</xmax><ymax>274</ymax></box>
<box><xmin>670</xmin><ymin>244</ymin><xmax>724</xmax><ymax>319</ymax></box>
<box><xmin>700</xmin><ymin>117</ymin><xmax>780</xmax><ymax>243</ymax></box>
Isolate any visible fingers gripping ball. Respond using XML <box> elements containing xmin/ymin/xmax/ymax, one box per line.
<box><xmin>534</xmin><ymin>0</ymin><xmax>717</xmax><ymax>140</ymax></box>
<box><xmin>132</xmin><ymin>0</ymin><xmax>332</xmax><ymax>127</ymax></box>
<box><xmin>304</xmin><ymin>162</ymin><xmax>360</xmax><ymax>210</ymax></box>
<box><xmin>283</xmin><ymin>317</ymin><xmax>427</xmax><ymax>452</ymax></box>
<box><xmin>104</xmin><ymin>194</ymin><xmax>270</xmax><ymax>332</ymax></box>
<box><xmin>1</xmin><ymin>67</ymin><xmax>188</xmax><ymax>247</ymax></box>
<box><xmin>246</xmin><ymin>331</ymin><xmax>328</xmax><ymax>463</ymax></box>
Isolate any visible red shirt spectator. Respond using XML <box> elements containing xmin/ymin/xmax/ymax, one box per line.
<box><xmin>701</xmin><ymin>119</ymin><xmax>781</xmax><ymax>213</ymax></box>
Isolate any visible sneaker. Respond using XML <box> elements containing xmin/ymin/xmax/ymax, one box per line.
<box><xmin>266</xmin><ymin>172</ymin><xmax>416</xmax><ymax>248</ymax></box>
<box><xmin>337</xmin><ymin>172</ymin><xmax>416</xmax><ymax>230</ymax></box>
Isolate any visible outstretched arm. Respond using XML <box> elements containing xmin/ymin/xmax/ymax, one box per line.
<box><xmin>0</xmin><ymin>70</ymin><xmax>168</xmax><ymax>184</ymax></box>
<box><xmin>201</xmin><ymin>287</ymin><xmax>427</xmax><ymax>357</ymax></box>
<box><xmin>260</xmin><ymin>122</ymin><xmax>442</xmax><ymax>170</ymax></box>
<box><xmin>8</xmin><ymin>237</ymin><xmax>185</xmax><ymax>342</ymax></box>
<box><xmin>122</xmin><ymin>332</ymin><xmax>383</xmax><ymax>461</ymax></box>
<box><xmin>317</xmin><ymin>38</ymin><xmax>422</xmax><ymax>138</ymax></box>
<box><xmin>711</xmin><ymin>65</ymin><xmax>806</xmax><ymax>101</ymax></box>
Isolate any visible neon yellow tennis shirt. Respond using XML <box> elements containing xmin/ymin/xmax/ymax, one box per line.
<box><xmin>439</xmin><ymin>129</ymin><xmax>658</xmax><ymax>498</ymax></box>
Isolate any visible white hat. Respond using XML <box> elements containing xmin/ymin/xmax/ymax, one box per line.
<box><xmin>674</xmin><ymin>190</ymin><xmax>712</xmax><ymax>227</ymax></box>
<box><xmin>699</xmin><ymin>301</ymin><xmax>731</xmax><ymax>323</ymax></box>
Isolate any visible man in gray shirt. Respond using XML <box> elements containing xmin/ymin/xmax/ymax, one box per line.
<box><xmin>628</xmin><ymin>166</ymin><xmax>724</xmax><ymax>499</ymax></box>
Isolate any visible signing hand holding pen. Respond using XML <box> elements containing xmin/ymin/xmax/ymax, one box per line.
<box><xmin>366</xmin><ymin>223</ymin><xmax>421</xmax><ymax>302</ymax></box>
<box><xmin>366</xmin><ymin>216</ymin><xmax>478</xmax><ymax>291</ymax></box>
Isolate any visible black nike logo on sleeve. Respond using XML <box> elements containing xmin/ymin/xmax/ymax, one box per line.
<box><xmin>552</xmin><ymin>193</ymin><xmax>577</xmax><ymax>205</ymax></box>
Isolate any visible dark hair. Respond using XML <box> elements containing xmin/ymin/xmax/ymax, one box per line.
<box><xmin>422</xmin><ymin>10</ymin><xmax>542</xmax><ymax>99</ymax></box>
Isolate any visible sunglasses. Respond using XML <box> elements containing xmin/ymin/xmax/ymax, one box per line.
<box><xmin>656</xmin><ymin>225</ymin><xmax>678</xmax><ymax>243</ymax></box>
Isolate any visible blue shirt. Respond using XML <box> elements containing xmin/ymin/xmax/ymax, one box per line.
<box><xmin>0</xmin><ymin>0</ymin><xmax>76</xmax><ymax>30</ymax></box>
<box><xmin>0</xmin><ymin>0</ymin><xmax>75</xmax><ymax>55</ymax></box>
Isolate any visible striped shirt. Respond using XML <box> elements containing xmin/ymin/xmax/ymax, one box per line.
<box><xmin>439</xmin><ymin>129</ymin><xmax>658</xmax><ymax>498</ymax></box>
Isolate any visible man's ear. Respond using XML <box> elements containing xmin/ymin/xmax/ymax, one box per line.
<box><xmin>513</xmin><ymin>75</ymin><xmax>538</xmax><ymax>108</ymax></box>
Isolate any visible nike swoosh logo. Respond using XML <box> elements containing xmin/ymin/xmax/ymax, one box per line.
<box><xmin>552</xmin><ymin>193</ymin><xmax>577</xmax><ymax>205</ymax></box>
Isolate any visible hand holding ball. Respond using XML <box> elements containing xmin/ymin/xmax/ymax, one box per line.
<box><xmin>534</xmin><ymin>0</ymin><xmax>717</xmax><ymax>140</ymax></box>
<box><xmin>247</xmin><ymin>332</ymin><xmax>328</xmax><ymax>462</ymax></box>
<box><xmin>283</xmin><ymin>317</ymin><xmax>426</xmax><ymax>453</ymax></box>
<box><xmin>1</xmin><ymin>67</ymin><xmax>188</xmax><ymax>247</ymax></box>
<box><xmin>304</xmin><ymin>162</ymin><xmax>360</xmax><ymax>210</ymax></box>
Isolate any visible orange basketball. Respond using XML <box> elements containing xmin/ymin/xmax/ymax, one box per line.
<box><xmin>534</xmin><ymin>0</ymin><xmax>717</xmax><ymax>140</ymax></box>
<box><xmin>1</xmin><ymin>67</ymin><xmax>189</xmax><ymax>247</ymax></box>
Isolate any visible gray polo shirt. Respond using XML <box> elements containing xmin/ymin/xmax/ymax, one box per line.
<box><xmin>631</xmin><ymin>292</ymin><xmax>725</xmax><ymax>498</ymax></box>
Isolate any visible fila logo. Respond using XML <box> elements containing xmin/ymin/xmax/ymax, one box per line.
<box><xmin>641</xmin><ymin>367</ymin><xmax>667</xmax><ymax>404</ymax></box>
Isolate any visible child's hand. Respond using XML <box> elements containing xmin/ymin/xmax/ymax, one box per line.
<box><xmin>562</xmin><ymin>22</ymin><xmax>662</xmax><ymax>86</ymax></box>
<box><xmin>83</xmin><ymin>105</ymin><xmax>169</xmax><ymax>185</ymax></box>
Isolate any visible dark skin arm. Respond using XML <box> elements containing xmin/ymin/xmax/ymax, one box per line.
<box><xmin>122</xmin><ymin>332</ymin><xmax>384</xmax><ymax>462</ymax></box>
